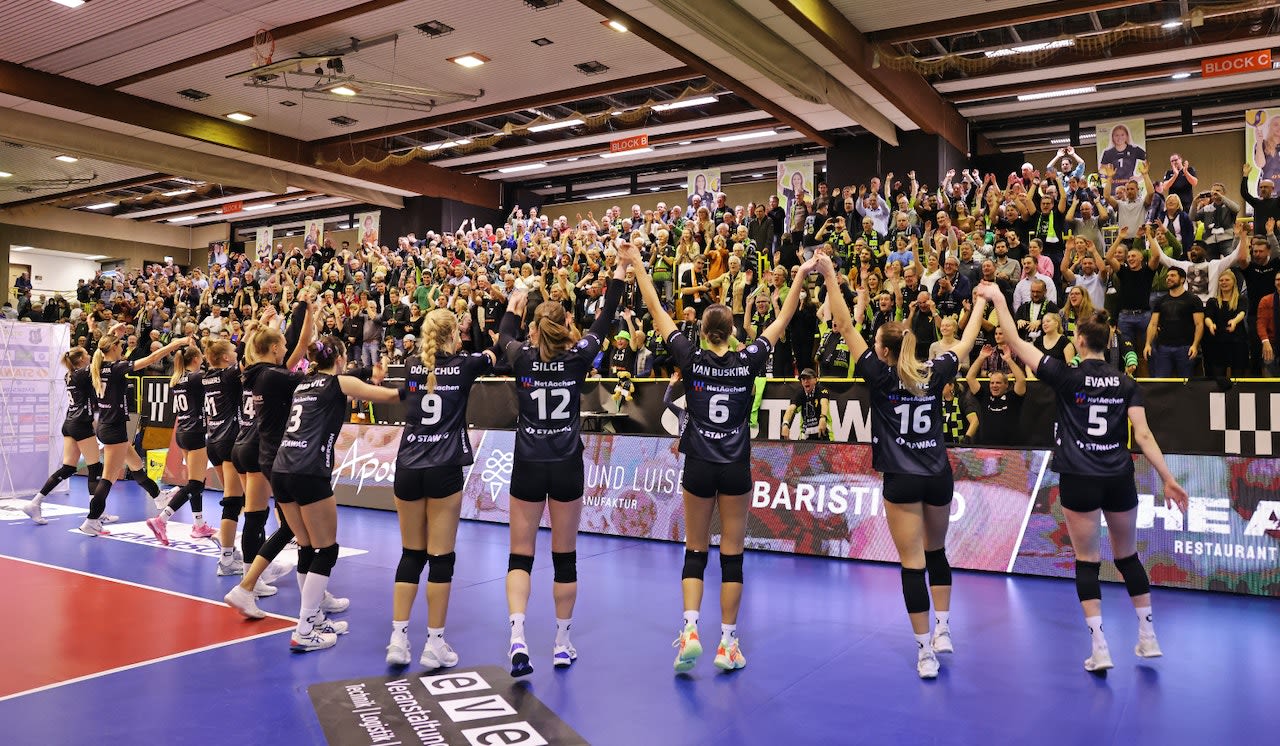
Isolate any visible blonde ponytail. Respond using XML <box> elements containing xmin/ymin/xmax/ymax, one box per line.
<box><xmin>90</xmin><ymin>335</ymin><xmax>120</xmax><ymax>397</ymax></box>
<box><xmin>878</xmin><ymin>322</ymin><xmax>929</xmax><ymax>394</ymax></box>
<box><xmin>62</xmin><ymin>347</ymin><xmax>87</xmax><ymax>375</ymax></box>
<box><xmin>418</xmin><ymin>308</ymin><xmax>457</xmax><ymax>394</ymax></box>
<box><xmin>533</xmin><ymin>302</ymin><xmax>577</xmax><ymax>362</ymax></box>
<box><xmin>171</xmin><ymin>345</ymin><xmax>201</xmax><ymax>385</ymax></box>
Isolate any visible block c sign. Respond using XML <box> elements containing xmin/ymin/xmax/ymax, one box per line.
<box><xmin>1201</xmin><ymin>49</ymin><xmax>1272</xmax><ymax>79</ymax></box>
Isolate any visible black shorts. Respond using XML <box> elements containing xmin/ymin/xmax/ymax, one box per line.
<box><xmin>95</xmin><ymin>421</ymin><xmax>128</xmax><ymax>446</ymax></box>
<box><xmin>258</xmin><ymin>444</ymin><xmax>280</xmax><ymax>481</ymax></box>
<box><xmin>1058</xmin><ymin>471</ymin><xmax>1139</xmax><ymax>513</ymax></box>
<box><xmin>175</xmin><ymin>430</ymin><xmax>207</xmax><ymax>452</ymax></box>
<box><xmin>63</xmin><ymin>419</ymin><xmax>95</xmax><ymax>441</ymax></box>
<box><xmin>510</xmin><ymin>456</ymin><xmax>584</xmax><ymax>503</ymax></box>
<box><xmin>395</xmin><ymin>465</ymin><xmax>465</xmax><ymax>500</ymax></box>
<box><xmin>270</xmin><ymin>472</ymin><xmax>334</xmax><ymax>506</ymax></box>
<box><xmin>207</xmin><ymin>438</ymin><xmax>235</xmax><ymax>466</ymax></box>
<box><xmin>681</xmin><ymin>455</ymin><xmax>752</xmax><ymax>499</ymax></box>
<box><xmin>883</xmin><ymin>471</ymin><xmax>954</xmax><ymax>507</ymax></box>
<box><xmin>230</xmin><ymin>441</ymin><xmax>260</xmax><ymax>474</ymax></box>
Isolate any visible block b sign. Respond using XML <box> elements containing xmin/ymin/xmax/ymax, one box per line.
<box><xmin>609</xmin><ymin>133</ymin><xmax>649</xmax><ymax>154</ymax></box>
<box><xmin>1201</xmin><ymin>49</ymin><xmax>1272</xmax><ymax>78</ymax></box>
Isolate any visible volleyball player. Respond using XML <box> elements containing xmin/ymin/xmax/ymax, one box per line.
<box><xmin>224</xmin><ymin>301</ymin><xmax>316</xmax><ymax>617</ymax></box>
<box><xmin>273</xmin><ymin>336</ymin><xmax>399</xmax><ymax>652</ymax></box>
<box><xmin>620</xmin><ymin>241</ymin><xmax>818</xmax><ymax>674</ymax></box>
<box><xmin>145</xmin><ymin>343</ymin><xmax>214</xmax><ymax>544</ymax></box>
<box><xmin>201</xmin><ymin>338</ymin><xmax>248</xmax><ymax>576</ymax></box>
<box><xmin>386</xmin><ymin>307</ymin><xmax>501</xmax><ymax>668</ymax></box>
<box><xmin>23</xmin><ymin>348</ymin><xmax>100</xmax><ymax>524</ymax></box>
<box><xmin>494</xmin><ymin>253</ymin><xmax>628</xmax><ymax>677</ymax></box>
<box><xmin>81</xmin><ymin>330</ymin><xmax>191</xmax><ymax>536</ymax></box>
<box><xmin>824</xmin><ymin>255</ymin><xmax>988</xmax><ymax>679</ymax></box>
<box><xmin>975</xmin><ymin>283</ymin><xmax>1187</xmax><ymax>672</ymax></box>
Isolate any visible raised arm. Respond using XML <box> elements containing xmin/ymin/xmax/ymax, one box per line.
<box><xmin>951</xmin><ymin>294</ymin><xmax>989</xmax><ymax>361</ymax></box>
<box><xmin>974</xmin><ymin>282</ymin><xmax>1044</xmax><ymax>375</ymax></box>
<box><xmin>132</xmin><ymin>336</ymin><xmax>191</xmax><ymax>372</ymax></box>
<box><xmin>618</xmin><ymin>242</ymin><xmax>676</xmax><ymax>340</ymax></box>
<box><xmin>817</xmin><ymin>254</ymin><xmax>866</xmax><ymax>360</ymax></box>
<box><xmin>761</xmin><ymin>258</ymin><xmax>818</xmax><ymax>346</ymax></box>
<box><xmin>338</xmin><ymin>375</ymin><xmax>400</xmax><ymax>403</ymax></box>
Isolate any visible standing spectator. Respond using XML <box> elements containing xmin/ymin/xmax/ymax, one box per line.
<box><xmin>1106</xmin><ymin>232</ymin><xmax>1161</xmax><ymax>355</ymax></box>
<box><xmin>1144</xmin><ymin>267</ymin><xmax>1204</xmax><ymax>377</ymax></box>
<box><xmin>1014</xmin><ymin>280</ymin><xmax>1059</xmax><ymax>343</ymax></box>
<box><xmin>1102</xmin><ymin>163</ymin><xmax>1155</xmax><ymax>235</ymax></box>
<box><xmin>941</xmin><ymin>379</ymin><xmax>978</xmax><ymax>445</ymax></box>
<box><xmin>1160</xmin><ymin>154</ymin><xmax>1198</xmax><ymax>208</ymax></box>
<box><xmin>1256</xmin><ymin>272</ymin><xmax>1280</xmax><ymax>376</ymax></box>
<box><xmin>1204</xmin><ymin>271</ymin><xmax>1249</xmax><ymax>377</ymax></box>
<box><xmin>1190</xmin><ymin>183</ymin><xmax>1239</xmax><ymax>259</ymax></box>
<box><xmin>965</xmin><ymin>346</ymin><xmax>1027</xmax><ymax>446</ymax></box>
<box><xmin>1242</xmin><ymin>165</ymin><xmax>1280</xmax><ymax>237</ymax></box>
<box><xmin>1239</xmin><ymin>230</ymin><xmax>1279</xmax><ymax>373</ymax></box>
<box><xmin>359</xmin><ymin>300</ymin><xmax>383</xmax><ymax>366</ymax></box>
<box><xmin>680</xmin><ymin>255</ymin><xmax>711</xmax><ymax>319</ymax></box>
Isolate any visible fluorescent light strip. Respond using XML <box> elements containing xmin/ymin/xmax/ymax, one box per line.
<box><xmin>586</xmin><ymin>189</ymin><xmax>631</xmax><ymax>199</ymax></box>
<box><xmin>330</xmin><ymin>85</ymin><xmax>358</xmax><ymax>96</ymax></box>
<box><xmin>528</xmin><ymin>119</ymin><xmax>583</xmax><ymax>133</ymax></box>
<box><xmin>1171</xmin><ymin>72</ymin><xmax>1191</xmax><ymax>80</ymax></box>
<box><xmin>85</xmin><ymin>202</ymin><xmax>116</xmax><ymax>210</ymax></box>
<box><xmin>498</xmin><ymin>162</ymin><xmax>547</xmax><ymax>173</ymax></box>
<box><xmin>55</xmin><ymin>155</ymin><xmax>78</xmax><ymax>163</ymax></box>
<box><xmin>716</xmin><ymin>130</ymin><xmax>777</xmax><ymax>142</ymax></box>
<box><xmin>600</xmin><ymin>147</ymin><xmax>653</xmax><ymax>158</ymax></box>
<box><xmin>243</xmin><ymin>202</ymin><xmax>277</xmax><ymax>211</ymax></box>
<box><xmin>652</xmin><ymin>96</ymin><xmax>717</xmax><ymax>112</ymax></box>
<box><xmin>51</xmin><ymin>0</ymin><xmax>86</xmax><ymax>7</ymax></box>
<box><xmin>605</xmin><ymin>20</ymin><xmax>628</xmax><ymax>33</ymax></box>
<box><xmin>985</xmin><ymin>39</ymin><xmax>1073</xmax><ymax>58</ymax></box>
<box><xmin>421</xmin><ymin>138</ymin><xmax>472</xmax><ymax>152</ymax></box>
<box><xmin>0</xmin><ymin>171</ymin><xmax>14</xmax><ymax>178</ymax></box>
<box><xmin>225</xmin><ymin>112</ymin><xmax>254</xmax><ymax>122</ymax></box>
<box><xmin>1161</xmin><ymin>21</ymin><xmax>1183</xmax><ymax>29</ymax></box>
<box><xmin>167</xmin><ymin>215</ymin><xmax>197</xmax><ymax>223</ymax></box>
<box><xmin>162</xmin><ymin>189</ymin><xmax>195</xmax><ymax>197</ymax></box>
<box><xmin>1016</xmin><ymin>86</ymin><xmax>1096</xmax><ymax>102</ymax></box>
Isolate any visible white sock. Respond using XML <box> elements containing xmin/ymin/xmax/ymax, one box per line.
<box><xmin>914</xmin><ymin>632</ymin><xmax>931</xmax><ymax>653</ymax></box>
<box><xmin>935</xmin><ymin>610</ymin><xmax>950</xmax><ymax>629</ymax></box>
<box><xmin>1085</xmin><ymin>615</ymin><xmax>1107</xmax><ymax>648</ymax></box>
<box><xmin>555</xmin><ymin>618</ymin><xmax>572</xmax><ymax>646</ymax></box>
<box><xmin>682</xmin><ymin>610</ymin><xmax>699</xmax><ymax>628</ymax></box>
<box><xmin>220</xmin><ymin>546</ymin><xmax>234</xmax><ymax>561</ymax></box>
<box><xmin>427</xmin><ymin>626</ymin><xmax>446</xmax><ymax>647</ymax></box>
<box><xmin>720</xmin><ymin>623</ymin><xmax>737</xmax><ymax>644</ymax></box>
<box><xmin>30</xmin><ymin>493</ymin><xmax>45</xmax><ymax>507</ymax></box>
<box><xmin>509</xmin><ymin>613</ymin><xmax>526</xmax><ymax>643</ymax></box>
<box><xmin>297</xmin><ymin>572</ymin><xmax>331</xmax><ymax>636</ymax></box>
<box><xmin>297</xmin><ymin>571</ymin><xmax>307</xmax><ymax>594</ymax></box>
<box><xmin>1135</xmin><ymin>606</ymin><xmax>1155</xmax><ymax>637</ymax></box>
<box><xmin>160</xmin><ymin>507</ymin><xmax>174</xmax><ymax>520</ymax></box>
<box><xmin>391</xmin><ymin>620</ymin><xmax>409</xmax><ymax>639</ymax></box>
<box><xmin>193</xmin><ymin>512</ymin><xmax>204</xmax><ymax>526</ymax></box>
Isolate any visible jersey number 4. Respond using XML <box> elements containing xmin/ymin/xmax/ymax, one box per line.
<box><xmin>531</xmin><ymin>387</ymin><xmax>571</xmax><ymax>421</ymax></box>
<box><xmin>893</xmin><ymin>403</ymin><xmax>931</xmax><ymax>434</ymax></box>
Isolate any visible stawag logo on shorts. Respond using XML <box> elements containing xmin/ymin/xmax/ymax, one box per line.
<box><xmin>1209</xmin><ymin>392</ymin><xmax>1280</xmax><ymax>455</ymax></box>
<box><xmin>307</xmin><ymin>665</ymin><xmax>587</xmax><ymax>746</ymax></box>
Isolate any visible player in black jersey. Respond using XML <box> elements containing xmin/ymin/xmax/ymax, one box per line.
<box><xmin>22</xmin><ymin>348</ymin><xmax>101</xmax><ymax>525</ymax></box>
<box><xmin>146</xmin><ymin>344</ymin><xmax>216</xmax><ymax>546</ymax></box>
<box><xmin>621</xmin><ymin>241</ymin><xmax>819</xmax><ymax>674</ymax></box>
<box><xmin>976</xmin><ymin>284</ymin><xmax>1188</xmax><ymax>673</ymax></box>
<box><xmin>781</xmin><ymin>369</ymin><xmax>830</xmax><ymax>441</ymax></box>
<box><xmin>493</xmin><ymin>255</ymin><xmax>628</xmax><ymax>678</ymax></box>
<box><xmin>386</xmin><ymin>307</ymin><xmax>499</xmax><ymax>668</ymax></box>
<box><xmin>825</xmin><ymin>255</ymin><xmax>989</xmax><ymax>679</ymax></box>
<box><xmin>81</xmin><ymin>330</ymin><xmax>190</xmax><ymax>536</ymax></box>
<box><xmin>272</xmin><ymin>336</ymin><xmax>399</xmax><ymax>652</ymax></box>
<box><xmin>200</xmin><ymin>339</ymin><xmax>248</xmax><ymax>577</ymax></box>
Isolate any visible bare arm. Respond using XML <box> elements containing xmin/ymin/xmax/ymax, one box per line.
<box><xmin>951</xmin><ymin>295</ymin><xmax>989</xmax><ymax>361</ymax></box>
<box><xmin>761</xmin><ymin>259</ymin><xmax>817</xmax><ymax>346</ymax></box>
<box><xmin>618</xmin><ymin>243</ymin><xmax>676</xmax><ymax>340</ymax></box>
<box><xmin>338</xmin><ymin>374</ymin><xmax>400</xmax><ymax>403</ymax></box>
<box><xmin>817</xmin><ymin>254</ymin><xmax>866</xmax><ymax>360</ymax></box>
<box><xmin>974</xmin><ymin>283</ymin><xmax>1043</xmax><ymax>375</ymax></box>
<box><xmin>132</xmin><ymin>336</ymin><xmax>191</xmax><ymax>372</ymax></box>
<box><xmin>1129</xmin><ymin>406</ymin><xmax>1189</xmax><ymax>510</ymax></box>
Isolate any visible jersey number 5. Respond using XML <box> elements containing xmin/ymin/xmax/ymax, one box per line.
<box><xmin>1087</xmin><ymin>404</ymin><xmax>1108</xmax><ymax>436</ymax></box>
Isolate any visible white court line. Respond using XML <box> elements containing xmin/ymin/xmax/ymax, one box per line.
<box><xmin>0</xmin><ymin>554</ymin><xmax>297</xmax><ymax>703</ymax></box>
<box><xmin>1007</xmin><ymin>451</ymin><xmax>1051</xmax><ymax>574</ymax></box>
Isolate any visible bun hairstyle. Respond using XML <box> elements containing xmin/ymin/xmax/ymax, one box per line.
<box><xmin>202</xmin><ymin>338</ymin><xmax>235</xmax><ymax>368</ymax></box>
<box><xmin>876</xmin><ymin>321</ymin><xmax>928</xmax><ymax>394</ymax></box>
<box><xmin>532</xmin><ymin>300</ymin><xmax>578</xmax><ymax>362</ymax></box>
<box><xmin>419</xmin><ymin>308</ymin><xmax>458</xmax><ymax>393</ymax></box>
<box><xmin>170</xmin><ymin>344</ymin><xmax>202</xmax><ymax>385</ymax></box>
<box><xmin>90</xmin><ymin>334</ymin><xmax>122</xmax><ymax>397</ymax></box>
<box><xmin>700</xmin><ymin>304</ymin><xmax>734</xmax><ymax>347</ymax></box>
<box><xmin>62</xmin><ymin>347</ymin><xmax>88</xmax><ymax>375</ymax></box>
<box><xmin>1076</xmin><ymin>310</ymin><xmax>1111</xmax><ymax>354</ymax></box>
<box><xmin>309</xmin><ymin>334</ymin><xmax>346</xmax><ymax>371</ymax></box>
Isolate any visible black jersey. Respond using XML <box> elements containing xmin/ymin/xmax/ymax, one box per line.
<box><xmin>398</xmin><ymin>352</ymin><xmax>493</xmax><ymax>468</ymax></box>
<box><xmin>95</xmin><ymin>360</ymin><xmax>134</xmax><ymax>427</ymax></box>
<box><xmin>668</xmin><ymin>331</ymin><xmax>772</xmax><ymax>464</ymax></box>
<box><xmin>273</xmin><ymin>374</ymin><xmax>349</xmax><ymax>476</ymax></box>
<box><xmin>603</xmin><ymin>344</ymin><xmax>636</xmax><ymax>377</ymax></box>
<box><xmin>171</xmin><ymin>371</ymin><xmax>206</xmax><ymax>438</ymax></box>
<box><xmin>1037</xmin><ymin>356</ymin><xmax>1142</xmax><ymax>476</ymax></box>
<box><xmin>502</xmin><ymin>278</ymin><xmax>622</xmax><ymax>462</ymax></box>
<box><xmin>202</xmin><ymin>366</ymin><xmax>241</xmax><ymax>443</ymax></box>
<box><xmin>790</xmin><ymin>385</ymin><xmax>830</xmax><ymax>435</ymax></box>
<box><xmin>855</xmin><ymin>349</ymin><xmax>958</xmax><ymax>476</ymax></box>
<box><xmin>234</xmin><ymin>362</ymin><xmax>305</xmax><ymax>449</ymax></box>
<box><xmin>65</xmin><ymin>367</ymin><xmax>96</xmax><ymax>426</ymax></box>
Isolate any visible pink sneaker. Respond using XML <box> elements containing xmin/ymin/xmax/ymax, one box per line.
<box><xmin>146</xmin><ymin>516</ymin><xmax>170</xmax><ymax>546</ymax></box>
<box><xmin>190</xmin><ymin>523</ymin><xmax>217</xmax><ymax>540</ymax></box>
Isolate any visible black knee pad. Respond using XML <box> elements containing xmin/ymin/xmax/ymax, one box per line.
<box><xmin>1075</xmin><ymin>559</ymin><xmax>1102</xmax><ymax>602</ymax></box>
<box><xmin>1114</xmin><ymin>554</ymin><xmax>1150</xmax><ymax>597</ymax></box>
<box><xmin>508</xmin><ymin>553</ymin><xmax>534</xmax><ymax>575</ymax></box>
<box><xmin>87</xmin><ymin>462</ymin><xmax>104</xmax><ymax>480</ymax></box>
<box><xmin>901</xmin><ymin>567</ymin><xmax>930</xmax><ymax>614</ymax></box>
<box><xmin>428</xmin><ymin>551</ymin><xmax>457</xmax><ymax>584</ymax></box>
<box><xmin>259</xmin><ymin>523</ymin><xmax>295</xmax><ymax>561</ymax></box>
<box><xmin>395</xmin><ymin>548</ymin><xmax>429</xmax><ymax>584</ymax></box>
<box><xmin>296</xmin><ymin>545</ymin><xmax>316</xmax><ymax>576</ymax></box>
<box><xmin>681</xmin><ymin>549</ymin><xmax>709</xmax><ymax>580</ymax></box>
<box><xmin>720</xmin><ymin>553</ymin><xmax>744</xmax><ymax>584</ymax></box>
<box><xmin>310</xmin><ymin>544</ymin><xmax>340</xmax><ymax>578</ymax></box>
<box><xmin>220</xmin><ymin>495</ymin><xmax>244</xmax><ymax>522</ymax></box>
<box><xmin>186</xmin><ymin>480</ymin><xmax>205</xmax><ymax>512</ymax></box>
<box><xmin>552</xmin><ymin>551</ymin><xmax>577</xmax><ymax>584</ymax></box>
<box><xmin>924</xmin><ymin>548</ymin><xmax>952</xmax><ymax>587</ymax></box>
<box><xmin>54</xmin><ymin>464</ymin><xmax>77</xmax><ymax>480</ymax></box>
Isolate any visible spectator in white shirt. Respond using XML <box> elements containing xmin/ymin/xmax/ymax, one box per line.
<box><xmin>1013</xmin><ymin>255</ymin><xmax>1058</xmax><ymax>309</ymax></box>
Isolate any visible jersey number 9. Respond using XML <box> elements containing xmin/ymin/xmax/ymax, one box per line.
<box><xmin>420</xmin><ymin>393</ymin><xmax>442</xmax><ymax>425</ymax></box>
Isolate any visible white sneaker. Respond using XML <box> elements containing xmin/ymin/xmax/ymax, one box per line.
<box><xmin>21</xmin><ymin>501</ymin><xmax>47</xmax><ymax>525</ymax></box>
<box><xmin>99</xmin><ymin>513</ymin><xmax>119</xmax><ymax>525</ymax></box>
<box><xmin>252</xmin><ymin>580</ymin><xmax>278</xmax><ymax>597</ymax></box>
<box><xmin>509</xmin><ymin>640</ymin><xmax>533</xmax><ymax>677</ymax></box>
<box><xmin>315</xmin><ymin>616</ymin><xmax>349</xmax><ymax>635</ymax></box>
<box><xmin>931</xmin><ymin>627</ymin><xmax>953</xmax><ymax>654</ymax></box>
<box><xmin>225</xmin><ymin>585</ymin><xmax>266</xmax><ymax>619</ymax></box>
<box><xmin>217</xmin><ymin>557</ymin><xmax>246</xmax><ymax>576</ymax></box>
<box><xmin>320</xmin><ymin>592</ymin><xmax>350</xmax><ymax>614</ymax></box>
<box><xmin>552</xmin><ymin>643</ymin><xmax>577</xmax><ymax>668</ymax></box>
<box><xmin>386</xmin><ymin>634</ymin><xmax>411</xmax><ymax>666</ymax></box>
<box><xmin>421</xmin><ymin>640</ymin><xmax>459</xmax><ymax>669</ymax></box>
<box><xmin>260</xmin><ymin>561</ymin><xmax>293</xmax><ymax>586</ymax></box>
<box><xmin>1084</xmin><ymin>646</ymin><xmax>1114</xmax><ymax>672</ymax></box>
<box><xmin>291</xmin><ymin>628</ymin><xmax>338</xmax><ymax>653</ymax></box>
<box><xmin>1135</xmin><ymin>635</ymin><xmax>1163</xmax><ymax>659</ymax></box>
<box><xmin>155</xmin><ymin>486</ymin><xmax>180</xmax><ymax>512</ymax></box>
<box><xmin>79</xmin><ymin>518</ymin><xmax>110</xmax><ymax>536</ymax></box>
<box><xmin>917</xmin><ymin>649</ymin><xmax>940</xmax><ymax>679</ymax></box>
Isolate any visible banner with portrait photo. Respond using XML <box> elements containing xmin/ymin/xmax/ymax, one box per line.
<box><xmin>1095</xmin><ymin>118</ymin><xmax>1147</xmax><ymax>182</ymax></box>
<box><xmin>208</xmin><ymin>240</ymin><xmax>228</xmax><ymax>267</ymax></box>
<box><xmin>303</xmin><ymin>219</ymin><xmax>324</xmax><ymax>249</ymax></box>
<box><xmin>253</xmin><ymin>227</ymin><xmax>273</xmax><ymax>262</ymax></box>
<box><xmin>686</xmin><ymin>169</ymin><xmax>720</xmax><ymax>212</ymax></box>
<box><xmin>1245</xmin><ymin>108</ymin><xmax>1280</xmax><ymax>199</ymax></box>
<box><xmin>777</xmin><ymin>159</ymin><xmax>814</xmax><ymax>232</ymax></box>
<box><xmin>355</xmin><ymin>211</ymin><xmax>380</xmax><ymax>248</ymax></box>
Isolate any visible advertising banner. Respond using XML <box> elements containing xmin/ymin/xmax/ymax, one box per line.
<box><xmin>304</xmin><ymin>219</ymin><xmax>324</xmax><ymax>249</ymax></box>
<box><xmin>686</xmin><ymin>168</ymin><xmax>720</xmax><ymax>210</ymax></box>
<box><xmin>355</xmin><ymin>211</ymin><xmax>380</xmax><ymax>248</ymax></box>
<box><xmin>777</xmin><ymin>159</ymin><xmax>814</xmax><ymax>232</ymax></box>
<box><xmin>1095</xmin><ymin>118</ymin><xmax>1147</xmax><ymax>182</ymax></box>
<box><xmin>1246</xmin><ymin>107</ymin><xmax>1280</xmax><ymax>194</ymax></box>
<box><xmin>254</xmin><ymin>227</ymin><xmax>273</xmax><ymax>261</ymax></box>
<box><xmin>0</xmin><ymin>322</ymin><xmax>67</xmax><ymax>497</ymax></box>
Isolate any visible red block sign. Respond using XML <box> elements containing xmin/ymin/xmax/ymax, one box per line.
<box><xmin>1201</xmin><ymin>49</ymin><xmax>1272</xmax><ymax>78</ymax></box>
<box><xmin>220</xmin><ymin>201</ymin><xmax>244</xmax><ymax>215</ymax></box>
<box><xmin>609</xmin><ymin>134</ymin><xmax>649</xmax><ymax>153</ymax></box>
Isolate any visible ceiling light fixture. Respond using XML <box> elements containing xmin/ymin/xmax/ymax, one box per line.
<box><xmin>178</xmin><ymin>88</ymin><xmax>210</xmax><ymax>101</ymax></box>
<box><xmin>603</xmin><ymin>20</ymin><xmax>628</xmax><ymax>33</ymax></box>
<box><xmin>54</xmin><ymin>154</ymin><xmax>79</xmax><ymax>163</ymax></box>
<box><xmin>10</xmin><ymin>246</ymin><xmax>30</xmax><ymax>252</ymax></box>
<box><xmin>0</xmin><ymin>171</ymin><xmax>11</xmax><ymax>178</ymax></box>
<box><xmin>587</xmin><ymin>189</ymin><xmax>631</xmax><ymax>199</ymax></box>
<box><xmin>1016</xmin><ymin>86</ymin><xmax>1096</xmax><ymax>102</ymax></box>
<box><xmin>414</xmin><ymin>20</ymin><xmax>454</xmax><ymax>37</ymax></box>
<box><xmin>652</xmin><ymin>96</ymin><xmax>718</xmax><ymax>112</ymax></box>
<box><xmin>498</xmin><ymin>163</ymin><xmax>548</xmax><ymax>173</ymax></box>
<box><xmin>751</xmin><ymin>173</ymin><xmax>764</xmax><ymax>178</ymax></box>
<box><xmin>329</xmin><ymin>85</ymin><xmax>359</xmax><ymax>96</ymax></box>
<box><xmin>449</xmin><ymin>53</ymin><xmax>489</xmax><ymax>68</ymax></box>
<box><xmin>85</xmin><ymin>202</ymin><xmax>116</xmax><ymax>210</ymax></box>
<box><xmin>243</xmin><ymin>203</ymin><xmax>277</xmax><ymax>211</ymax></box>
<box><xmin>329</xmin><ymin>115</ymin><xmax>358</xmax><ymax>126</ymax></box>
<box><xmin>225</xmin><ymin>111</ymin><xmax>254</xmax><ymax>122</ymax></box>
<box><xmin>51</xmin><ymin>0</ymin><xmax>86</xmax><ymax>7</ymax></box>
<box><xmin>600</xmin><ymin>147</ymin><xmax>653</xmax><ymax>158</ymax></box>
<box><xmin>678</xmin><ymin>141</ymin><xmax>693</xmax><ymax>146</ymax></box>
<box><xmin>86</xmin><ymin>255</ymin><xmax>109</xmax><ymax>261</ymax></box>
<box><xmin>531</xmin><ymin>37</ymin><xmax>554</xmax><ymax>47</ymax></box>
<box><xmin>574</xmin><ymin>60</ymin><xmax>609</xmax><ymax>75</ymax></box>
<box><xmin>716</xmin><ymin>130</ymin><xmax>778</xmax><ymax>142</ymax></box>
<box><xmin>421</xmin><ymin>138</ymin><xmax>472</xmax><ymax>151</ymax></box>
<box><xmin>1161</xmin><ymin>20</ymin><xmax>1183</xmax><ymax>29</ymax></box>
<box><xmin>162</xmin><ymin>189</ymin><xmax>195</xmax><ymax>197</ymax></box>
<box><xmin>565</xmin><ymin>157</ymin><xmax>580</xmax><ymax>162</ymax></box>
<box><xmin>1171</xmin><ymin>72</ymin><xmax>1191</xmax><ymax>80</ymax></box>
<box><xmin>528</xmin><ymin>118</ymin><xmax>584</xmax><ymax>133</ymax></box>
<box><xmin>168</xmin><ymin>215</ymin><xmax>197</xmax><ymax>222</ymax></box>
<box><xmin>523</xmin><ymin>0</ymin><xmax>563</xmax><ymax>9</ymax></box>
<box><xmin>985</xmin><ymin>39</ymin><xmax>1073</xmax><ymax>58</ymax></box>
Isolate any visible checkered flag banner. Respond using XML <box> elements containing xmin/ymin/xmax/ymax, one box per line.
<box><xmin>1209</xmin><ymin>391</ymin><xmax>1280</xmax><ymax>456</ymax></box>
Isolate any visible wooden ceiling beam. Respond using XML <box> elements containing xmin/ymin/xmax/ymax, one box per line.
<box><xmin>947</xmin><ymin>59</ymin><xmax>1201</xmax><ymax>104</ymax></box>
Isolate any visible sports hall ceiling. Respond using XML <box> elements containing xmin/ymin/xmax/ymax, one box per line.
<box><xmin>0</xmin><ymin>0</ymin><xmax>1277</xmax><ymax>221</ymax></box>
